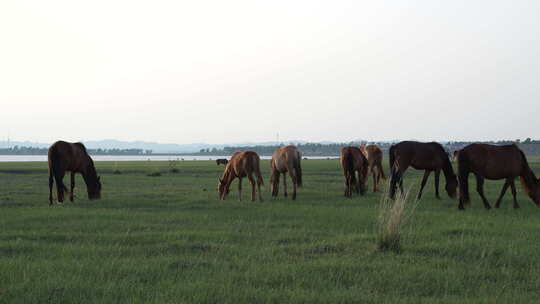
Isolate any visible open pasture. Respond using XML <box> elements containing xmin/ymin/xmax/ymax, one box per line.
<box><xmin>1</xmin><ymin>159</ymin><xmax>540</xmax><ymax>303</ymax></box>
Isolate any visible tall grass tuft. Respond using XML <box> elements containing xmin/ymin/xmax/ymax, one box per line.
<box><xmin>376</xmin><ymin>184</ymin><xmax>418</xmax><ymax>253</ymax></box>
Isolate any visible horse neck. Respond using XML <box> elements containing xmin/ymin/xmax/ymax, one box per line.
<box><xmin>441</xmin><ymin>157</ymin><xmax>456</xmax><ymax>181</ymax></box>
<box><xmin>520</xmin><ymin>164</ymin><xmax>539</xmax><ymax>191</ymax></box>
<box><xmin>221</xmin><ymin>166</ymin><xmax>235</xmax><ymax>185</ymax></box>
<box><xmin>81</xmin><ymin>162</ymin><xmax>98</xmax><ymax>186</ymax></box>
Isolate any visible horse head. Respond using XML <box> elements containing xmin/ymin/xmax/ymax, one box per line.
<box><xmin>218</xmin><ymin>177</ymin><xmax>229</xmax><ymax>200</ymax></box>
<box><xmin>88</xmin><ymin>175</ymin><xmax>102</xmax><ymax>200</ymax></box>
<box><xmin>445</xmin><ymin>175</ymin><xmax>458</xmax><ymax>199</ymax></box>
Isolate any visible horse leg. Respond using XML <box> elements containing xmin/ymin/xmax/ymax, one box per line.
<box><xmin>55</xmin><ymin>172</ymin><xmax>66</xmax><ymax>203</ymax></box>
<box><xmin>282</xmin><ymin>172</ymin><xmax>288</xmax><ymax>198</ymax></box>
<box><xmin>434</xmin><ymin>170</ymin><xmax>441</xmax><ymax>199</ymax></box>
<box><xmin>458</xmin><ymin>166</ymin><xmax>470</xmax><ymax>210</ymax></box>
<box><xmin>372</xmin><ymin>167</ymin><xmax>377</xmax><ymax>192</ymax></box>
<box><xmin>70</xmin><ymin>172</ymin><xmax>75</xmax><ymax>202</ymax></box>
<box><xmin>494</xmin><ymin>180</ymin><xmax>510</xmax><ymax>208</ymax></box>
<box><xmin>271</xmin><ymin>172</ymin><xmax>279</xmax><ymax>197</ymax></box>
<box><xmin>345</xmin><ymin>174</ymin><xmax>353</xmax><ymax>198</ymax></box>
<box><xmin>257</xmin><ymin>174</ymin><xmax>263</xmax><ymax>202</ymax></box>
<box><xmin>509</xmin><ymin>179</ymin><xmax>519</xmax><ymax>209</ymax></box>
<box><xmin>49</xmin><ymin>172</ymin><xmax>54</xmax><ymax>205</ymax></box>
<box><xmin>288</xmin><ymin>170</ymin><xmax>297</xmax><ymax>200</ymax></box>
<box><xmin>248</xmin><ymin>174</ymin><xmax>256</xmax><ymax>202</ymax></box>
<box><xmin>398</xmin><ymin>175</ymin><xmax>404</xmax><ymax>194</ymax></box>
<box><xmin>417</xmin><ymin>170</ymin><xmax>431</xmax><ymax>200</ymax></box>
<box><xmin>475</xmin><ymin>175</ymin><xmax>491</xmax><ymax>210</ymax></box>
<box><xmin>292</xmin><ymin>176</ymin><xmax>297</xmax><ymax>201</ymax></box>
<box><xmin>238</xmin><ymin>178</ymin><xmax>242</xmax><ymax>201</ymax></box>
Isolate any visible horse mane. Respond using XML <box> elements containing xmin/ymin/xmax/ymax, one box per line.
<box><xmin>73</xmin><ymin>142</ymin><xmax>90</xmax><ymax>155</ymax></box>
<box><xmin>518</xmin><ymin>149</ymin><xmax>538</xmax><ymax>198</ymax></box>
<box><xmin>428</xmin><ymin>142</ymin><xmax>455</xmax><ymax>177</ymax></box>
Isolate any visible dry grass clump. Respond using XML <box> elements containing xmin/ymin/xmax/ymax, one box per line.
<box><xmin>377</xmin><ymin>185</ymin><xmax>418</xmax><ymax>253</ymax></box>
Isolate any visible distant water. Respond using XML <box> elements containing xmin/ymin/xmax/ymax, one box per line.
<box><xmin>0</xmin><ymin>155</ymin><xmax>337</xmax><ymax>162</ymax></box>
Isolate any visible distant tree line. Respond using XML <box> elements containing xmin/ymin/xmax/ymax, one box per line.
<box><xmin>195</xmin><ymin>138</ymin><xmax>540</xmax><ymax>157</ymax></box>
<box><xmin>0</xmin><ymin>146</ymin><xmax>152</xmax><ymax>155</ymax></box>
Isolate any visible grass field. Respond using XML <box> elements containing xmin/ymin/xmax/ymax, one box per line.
<box><xmin>1</xmin><ymin>159</ymin><xmax>540</xmax><ymax>303</ymax></box>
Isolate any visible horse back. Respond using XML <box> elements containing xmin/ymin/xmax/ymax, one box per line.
<box><xmin>230</xmin><ymin>150</ymin><xmax>261</xmax><ymax>178</ymax></box>
<box><xmin>272</xmin><ymin>145</ymin><xmax>299</xmax><ymax>173</ymax></box>
<box><xmin>48</xmin><ymin>141</ymin><xmax>91</xmax><ymax>173</ymax></box>
<box><xmin>460</xmin><ymin>144</ymin><xmax>523</xmax><ymax>179</ymax></box>
<box><xmin>393</xmin><ymin>141</ymin><xmax>448</xmax><ymax>170</ymax></box>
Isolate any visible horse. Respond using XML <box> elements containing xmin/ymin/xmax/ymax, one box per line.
<box><xmin>389</xmin><ymin>141</ymin><xmax>457</xmax><ymax>200</ymax></box>
<box><xmin>457</xmin><ymin>143</ymin><xmax>540</xmax><ymax>210</ymax></box>
<box><xmin>270</xmin><ymin>145</ymin><xmax>303</xmax><ymax>200</ymax></box>
<box><xmin>360</xmin><ymin>144</ymin><xmax>386</xmax><ymax>192</ymax></box>
<box><xmin>340</xmin><ymin>146</ymin><xmax>368</xmax><ymax>198</ymax></box>
<box><xmin>218</xmin><ymin>151</ymin><xmax>264</xmax><ymax>201</ymax></box>
<box><xmin>48</xmin><ymin>141</ymin><xmax>102</xmax><ymax>205</ymax></box>
<box><xmin>216</xmin><ymin>158</ymin><xmax>228</xmax><ymax>165</ymax></box>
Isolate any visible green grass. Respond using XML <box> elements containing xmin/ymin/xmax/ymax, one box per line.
<box><xmin>1</xmin><ymin>159</ymin><xmax>540</xmax><ymax>303</ymax></box>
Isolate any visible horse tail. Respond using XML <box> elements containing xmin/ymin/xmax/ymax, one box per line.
<box><xmin>48</xmin><ymin>145</ymin><xmax>68</xmax><ymax>202</ymax></box>
<box><xmin>457</xmin><ymin>149</ymin><xmax>470</xmax><ymax>206</ymax></box>
<box><xmin>295</xmin><ymin>151</ymin><xmax>303</xmax><ymax>187</ymax></box>
<box><xmin>342</xmin><ymin>149</ymin><xmax>357</xmax><ymax>194</ymax></box>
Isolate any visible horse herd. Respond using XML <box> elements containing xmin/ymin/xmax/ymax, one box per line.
<box><xmin>46</xmin><ymin>140</ymin><xmax>540</xmax><ymax>210</ymax></box>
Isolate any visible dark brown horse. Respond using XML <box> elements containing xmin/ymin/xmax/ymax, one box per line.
<box><xmin>340</xmin><ymin>147</ymin><xmax>368</xmax><ymax>197</ymax></box>
<box><xmin>389</xmin><ymin>141</ymin><xmax>457</xmax><ymax>200</ymax></box>
<box><xmin>457</xmin><ymin>144</ymin><xmax>540</xmax><ymax>210</ymax></box>
<box><xmin>216</xmin><ymin>158</ymin><xmax>228</xmax><ymax>165</ymax></box>
<box><xmin>48</xmin><ymin>141</ymin><xmax>101</xmax><ymax>205</ymax></box>
<box><xmin>270</xmin><ymin>145</ymin><xmax>303</xmax><ymax>200</ymax></box>
<box><xmin>360</xmin><ymin>144</ymin><xmax>386</xmax><ymax>192</ymax></box>
<box><xmin>218</xmin><ymin>151</ymin><xmax>264</xmax><ymax>201</ymax></box>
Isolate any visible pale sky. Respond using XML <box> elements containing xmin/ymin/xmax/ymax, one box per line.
<box><xmin>1</xmin><ymin>1</ymin><xmax>539</xmax><ymax>144</ymax></box>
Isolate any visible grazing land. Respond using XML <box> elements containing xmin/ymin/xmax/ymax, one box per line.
<box><xmin>1</xmin><ymin>160</ymin><xmax>540</xmax><ymax>303</ymax></box>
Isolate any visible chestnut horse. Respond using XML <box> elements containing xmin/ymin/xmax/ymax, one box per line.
<box><xmin>48</xmin><ymin>141</ymin><xmax>101</xmax><ymax>205</ymax></box>
<box><xmin>360</xmin><ymin>144</ymin><xmax>386</xmax><ymax>192</ymax></box>
<box><xmin>389</xmin><ymin>141</ymin><xmax>457</xmax><ymax>200</ymax></box>
<box><xmin>270</xmin><ymin>145</ymin><xmax>303</xmax><ymax>200</ymax></box>
<box><xmin>218</xmin><ymin>151</ymin><xmax>264</xmax><ymax>201</ymax></box>
<box><xmin>340</xmin><ymin>146</ymin><xmax>368</xmax><ymax>197</ymax></box>
<box><xmin>216</xmin><ymin>158</ymin><xmax>228</xmax><ymax>165</ymax></box>
<box><xmin>457</xmin><ymin>144</ymin><xmax>540</xmax><ymax>210</ymax></box>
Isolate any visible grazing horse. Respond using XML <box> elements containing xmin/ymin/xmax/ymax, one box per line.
<box><xmin>457</xmin><ymin>144</ymin><xmax>540</xmax><ymax>210</ymax></box>
<box><xmin>218</xmin><ymin>151</ymin><xmax>264</xmax><ymax>201</ymax></box>
<box><xmin>360</xmin><ymin>144</ymin><xmax>386</xmax><ymax>192</ymax></box>
<box><xmin>216</xmin><ymin>158</ymin><xmax>228</xmax><ymax>166</ymax></box>
<box><xmin>48</xmin><ymin>141</ymin><xmax>102</xmax><ymax>205</ymax></box>
<box><xmin>340</xmin><ymin>147</ymin><xmax>368</xmax><ymax>198</ymax></box>
<box><xmin>270</xmin><ymin>145</ymin><xmax>303</xmax><ymax>200</ymax></box>
<box><xmin>389</xmin><ymin>141</ymin><xmax>457</xmax><ymax>200</ymax></box>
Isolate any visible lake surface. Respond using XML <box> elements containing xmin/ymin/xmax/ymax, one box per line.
<box><xmin>0</xmin><ymin>155</ymin><xmax>337</xmax><ymax>162</ymax></box>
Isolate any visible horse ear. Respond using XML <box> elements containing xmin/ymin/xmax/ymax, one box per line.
<box><xmin>97</xmin><ymin>176</ymin><xmax>101</xmax><ymax>182</ymax></box>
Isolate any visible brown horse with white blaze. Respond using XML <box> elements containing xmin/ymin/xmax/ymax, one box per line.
<box><xmin>389</xmin><ymin>141</ymin><xmax>457</xmax><ymax>200</ymax></box>
<box><xmin>457</xmin><ymin>144</ymin><xmax>540</xmax><ymax>210</ymax></box>
<box><xmin>218</xmin><ymin>151</ymin><xmax>264</xmax><ymax>201</ymax></box>
<box><xmin>340</xmin><ymin>147</ymin><xmax>368</xmax><ymax>197</ymax></box>
<box><xmin>270</xmin><ymin>145</ymin><xmax>303</xmax><ymax>200</ymax></box>
<box><xmin>360</xmin><ymin>144</ymin><xmax>386</xmax><ymax>192</ymax></box>
<box><xmin>48</xmin><ymin>141</ymin><xmax>102</xmax><ymax>205</ymax></box>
